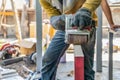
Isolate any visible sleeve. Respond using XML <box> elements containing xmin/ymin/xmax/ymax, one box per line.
<box><xmin>39</xmin><ymin>0</ymin><xmax>61</xmax><ymax>18</ymax></box>
<box><xmin>82</xmin><ymin>0</ymin><xmax>101</xmax><ymax>12</ymax></box>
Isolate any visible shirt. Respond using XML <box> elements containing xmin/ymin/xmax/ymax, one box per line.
<box><xmin>39</xmin><ymin>0</ymin><xmax>101</xmax><ymax>25</ymax></box>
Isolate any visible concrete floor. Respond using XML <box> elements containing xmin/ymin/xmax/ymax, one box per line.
<box><xmin>56</xmin><ymin>53</ymin><xmax>120</xmax><ymax>80</ymax></box>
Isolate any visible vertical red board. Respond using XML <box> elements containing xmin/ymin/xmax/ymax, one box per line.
<box><xmin>75</xmin><ymin>57</ymin><xmax>84</xmax><ymax>80</ymax></box>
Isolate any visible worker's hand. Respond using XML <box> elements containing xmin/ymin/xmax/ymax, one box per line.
<box><xmin>110</xmin><ymin>24</ymin><xmax>120</xmax><ymax>31</ymax></box>
<box><xmin>71</xmin><ymin>8</ymin><xmax>92</xmax><ymax>30</ymax></box>
<box><xmin>50</xmin><ymin>15</ymin><xmax>65</xmax><ymax>31</ymax></box>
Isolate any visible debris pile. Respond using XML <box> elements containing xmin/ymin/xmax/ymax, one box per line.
<box><xmin>0</xmin><ymin>67</ymin><xmax>24</xmax><ymax>80</ymax></box>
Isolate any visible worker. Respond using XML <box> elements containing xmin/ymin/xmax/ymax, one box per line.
<box><xmin>39</xmin><ymin>0</ymin><xmax>120</xmax><ymax>80</ymax></box>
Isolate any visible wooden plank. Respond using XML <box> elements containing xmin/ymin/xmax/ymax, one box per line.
<box><xmin>0</xmin><ymin>0</ymin><xmax>6</xmax><ymax>31</ymax></box>
<box><xmin>1</xmin><ymin>24</ymin><xmax>15</xmax><ymax>27</ymax></box>
<box><xmin>0</xmin><ymin>0</ymin><xmax>7</xmax><ymax>38</ymax></box>
<box><xmin>0</xmin><ymin>68</ymin><xmax>24</xmax><ymax>80</ymax></box>
<box><xmin>10</xmin><ymin>0</ymin><xmax>22</xmax><ymax>41</ymax></box>
<box><xmin>0</xmin><ymin>12</ymin><xmax>14</xmax><ymax>16</ymax></box>
<box><xmin>20</xmin><ymin>4</ymin><xmax>29</xmax><ymax>38</ymax></box>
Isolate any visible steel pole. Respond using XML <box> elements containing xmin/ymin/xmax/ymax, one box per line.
<box><xmin>36</xmin><ymin>0</ymin><xmax>42</xmax><ymax>71</ymax></box>
<box><xmin>108</xmin><ymin>32</ymin><xmax>113</xmax><ymax>80</ymax></box>
<box><xmin>96</xmin><ymin>6</ymin><xmax>103</xmax><ymax>72</ymax></box>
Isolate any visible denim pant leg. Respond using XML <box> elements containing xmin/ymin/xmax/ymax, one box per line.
<box><xmin>41</xmin><ymin>30</ymin><xmax>69</xmax><ymax>80</ymax></box>
<box><xmin>81</xmin><ymin>27</ymin><xmax>96</xmax><ymax>80</ymax></box>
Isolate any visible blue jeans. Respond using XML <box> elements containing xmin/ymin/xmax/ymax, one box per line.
<box><xmin>41</xmin><ymin>27</ymin><xmax>96</xmax><ymax>80</ymax></box>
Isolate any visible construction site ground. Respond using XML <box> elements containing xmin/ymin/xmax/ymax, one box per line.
<box><xmin>0</xmin><ymin>38</ymin><xmax>120</xmax><ymax>80</ymax></box>
<box><xmin>1</xmin><ymin>51</ymin><xmax>120</xmax><ymax>80</ymax></box>
<box><xmin>57</xmin><ymin>52</ymin><xmax>120</xmax><ymax>80</ymax></box>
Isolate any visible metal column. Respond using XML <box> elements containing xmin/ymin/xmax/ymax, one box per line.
<box><xmin>108</xmin><ymin>32</ymin><xmax>113</xmax><ymax>80</ymax></box>
<box><xmin>25</xmin><ymin>1</ymin><xmax>42</xmax><ymax>79</ymax></box>
<box><xmin>96</xmin><ymin>6</ymin><xmax>102</xmax><ymax>72</ymax></box>
<box><xmin>36</xmin><ymin>0</ymin><xmax>42</xmax><ymax>71</ymax></box>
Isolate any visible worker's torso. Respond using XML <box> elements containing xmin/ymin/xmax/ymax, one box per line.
<box><xmin>47</xmin><ymin>0</ymin><xmax>85</xmax><ymax>14</ymax></box>
<box><xmin>47</xmin><ymin>0</ymin><xmax>98</xmax><ymax>24</ymax></box>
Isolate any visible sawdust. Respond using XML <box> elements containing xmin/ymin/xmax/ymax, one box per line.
<box><xmin>67</xmin><ymin>70</ymin><xmax>74</xmax><ymax>77</ymax></box>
